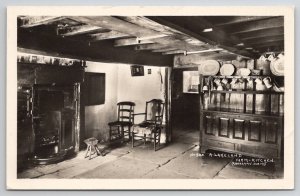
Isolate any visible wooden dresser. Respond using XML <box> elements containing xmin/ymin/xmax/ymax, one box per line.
<box><xmin>199</xmin><ymin>75</ymin><xmax>284</xmax><ymax>167</ymax></box>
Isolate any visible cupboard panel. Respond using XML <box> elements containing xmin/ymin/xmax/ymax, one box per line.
<box><xmin>218</xmin><ymin>117</ymin><xmax>230</xmax><ymax>137</ymax></box>
<box><xmin>265</xmin><ymin>121</ymin><xmax>278</xmax><ymax>144</ymax></box>
<box><xmin>233</xmin><ymin>119</ymin><xmax>245</xmax><ymax>139</ymax></box>
<box><xmin>249</xmin><ymin>120</ymin><xmax>262</xmax><ymax>142</ymax></box>
<box><xmin>204</xmin><ymin>115</ymin><xmax>215</xmax><ymax>135</ymax></box>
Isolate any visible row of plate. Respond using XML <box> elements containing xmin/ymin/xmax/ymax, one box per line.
<box><xmin>198</xmin><ymin>59</ymin><xmax>284</xmax><ymax>76</ymax></box>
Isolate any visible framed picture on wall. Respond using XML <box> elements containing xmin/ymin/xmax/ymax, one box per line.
<box><xmin>131</xmin><ymin>65</ymin><xmax>144</xmax><ymax>76</ymax></box>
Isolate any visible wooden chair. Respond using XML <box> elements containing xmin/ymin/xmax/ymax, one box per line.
<box><xmin>108</xmin><ymin>101</ymin><xmax>135</xmax><ymax>144</ymax></box>
<box><xmin>132</xmin><ymin>99</ymin><xmax>164</xmax><ymax>151</ymax></box>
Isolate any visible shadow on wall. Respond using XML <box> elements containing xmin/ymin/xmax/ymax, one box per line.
<box><xmin>117</xmin><ymin>65</ymin><xmax>166</xmax><ymax>124</ymax></box>
<box><xmin>84</xmin><ymin>62</ymin><xmax>119</xmax><ymax>142</ymax></box>
<box><xmin>84</xmin><ymin>62</ymin><xmax>167</xmax><ymax>143</ymax></box>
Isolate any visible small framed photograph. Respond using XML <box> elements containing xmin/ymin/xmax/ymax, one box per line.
<box><xmin>131</xmin><ymin>65</ymin><xmax>144</xmax><ymax>76</ymax></box>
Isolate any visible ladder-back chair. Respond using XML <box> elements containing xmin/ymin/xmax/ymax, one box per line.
<box><xmin>108</xmin><ymin>101</ymin><xmax>135</xmax><ymax>143</ymax></box>
<box><xmin>132</xmin><ymin>99</ymin><xmax>164</xmax><ymax>151</ymax></box>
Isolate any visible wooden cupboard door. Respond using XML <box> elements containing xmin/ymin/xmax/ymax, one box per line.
<box><xmin>248</xmin><ymin>120</ymin><xmax>262</xmax><ymax>142</ymax></box>
<box><xmin>218</xmin><ymin>117</ymin><xmax>230</xmax><ymax>138</ymax></box>
<box><xmin>204</xmin><ymin>115</ymin><xmax>215</xmax><ymax>135</ymax></box>
<box><xmin>233</xmin><ymin>119</ymin><xmax>245</xmax><ymax>139</ymax></box>
<box><xmin>265</xmin><ymin>121</ymin><xmax>278</xmax><ymax>144</ymax></box>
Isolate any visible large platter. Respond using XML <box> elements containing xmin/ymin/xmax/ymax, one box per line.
<box><xmin>220</xmin><ymin>63</ymin><xmax>235</xmax><ymax>76</ymax></box>
<box><xmin>198</xmin><ymin>60</ymin><xmax>220</xmax><ymax>76</ymax></box>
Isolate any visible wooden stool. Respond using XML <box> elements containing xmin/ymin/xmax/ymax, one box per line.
<box><xmin>84</xmin><ymin>138</ymin><xmax>103</xmax><ymax>160</ymax></box>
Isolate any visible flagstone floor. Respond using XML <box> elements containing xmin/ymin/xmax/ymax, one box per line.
<box><xmin>18</xmin><ymin>128</ymin><xmax>283</xmax><ymax>179</ymax></box>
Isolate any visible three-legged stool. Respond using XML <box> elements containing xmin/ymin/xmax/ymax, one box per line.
<box><xmin>84</xmin><ymin>137</ymin><xmax>104</xmax><ymax>160</ymax></box>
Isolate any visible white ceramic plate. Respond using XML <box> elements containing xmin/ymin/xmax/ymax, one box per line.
<box><xmin>270</xmin><ymin>58</ymin><xmax>284</xmax><ymax>76</ymax></box>
<box><xmin>237</xmin><ymin>68</ymin><xmax>251</xmax><ymax>76</ymax></box>
<box><xmin>220</xmin><ymin>63</ymin><xmax>235</xmax><ymax>76</ymax></box>
<box><xmin>199</xmin><ymin>60</ymin><xmax>220</xmax><ymax>76</ymax></box>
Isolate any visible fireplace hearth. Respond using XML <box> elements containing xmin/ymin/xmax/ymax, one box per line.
<box><xmin>31</xmin><ymin>85</ymin><xmax>78</xmax><ymax>165</ymax></box>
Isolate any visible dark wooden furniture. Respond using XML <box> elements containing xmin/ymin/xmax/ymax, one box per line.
<box><xmin>31</xmin><ymin>85</ymin><xmax>78</xmax><ymax>165</ymax></box>
<box><xmin>108</xmin><ymin>101</ymin><xmax>135</xmax><ymax>143</ymax></box>
<box><xmin>132</xmin><ymin>99</ymin><xmax>164</xmax><ymax>151</ymax></box>
<box><xmin>17</xmin><ymin>62</ymin><xmax>84</xmax><ymax>166</ymax></box>
<box><xmin>199</xmin><ymin>75</ymin><xmax>284</xmax><ymax>168</ymax></box>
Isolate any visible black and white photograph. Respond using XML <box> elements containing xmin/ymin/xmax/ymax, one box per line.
<box><xmin>6</xmin><ymin>6</ymin><xmax>294</xmax><ymax>190</ymax></box>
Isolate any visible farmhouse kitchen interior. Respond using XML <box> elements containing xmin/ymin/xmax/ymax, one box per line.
<box><xmin>16</xmin><ymin>15</ymin><xmax>285</xmax><ymax>179</ymax></box>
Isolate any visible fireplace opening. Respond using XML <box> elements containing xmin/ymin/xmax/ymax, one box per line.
<box><xmin>31</xmin><ymin>85</ymin><xmax>77</xmax><ymax>164</ymax></box>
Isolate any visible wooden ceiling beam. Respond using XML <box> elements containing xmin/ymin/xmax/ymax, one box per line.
<box><xmin>69</xmin><ymin>16</ymin><xmax>158</xmax><ymax>38</ymax></box>
<box><xmin>243</xmin><ymin>35</ymin><xmax>284</xmax><ymax>45</ymax></box>
<box><xmin>214</xmin><ymin>16</ymin><xmax>272</xmax><ymax>26</ymax></box>
<box><xmin>241</xmin><ymin>33</ymin><xmax>284</xmax><ymax>41</ymax></box>
<box><xmin>174</xmin><ymin>52</ymin><xmax>237</xmax><ymax>67</ymax></box>
<box><xmin>89</xmin><ymin>31</ymin><xmax>131</xmax><ymax>41</ymax></box>
<box><xmin>152</xmin><ymin>48</ymin><xmax>178</xmax><ymax>53</ymax></box>
<box><xmin>147</xmin><ymin>16</ymin><xmax>256</xmax><ymax>58</ymax></box>
<box><xmin>19</xmin><ymin>16</ymin><xmax>66</xmax><ymax>27</ymax></box>
<box><xmin>134</xmin><ymin>44</ymin><xmax>170</xmax><ymax>51</ymax></box>
<box><xmin>69</xmin><ymin>16</ymin><xmax>211</xmax><ymax>52</ymax></box>
<box><xmin>230</xmin><ymin>17</ymin><xmax>284</xmax><ymax>35</ymax></box>
<box><xmin>249</xmin><ymin>40</ymin><xmax>284</xmax><ymax>48</ymax></box>
<box><xmin>117</xmin><ymin>16</ymin><xmax>207</xmax><ymax>47</ymax></box>
<box><xmin>114</xmin><ymin>38</ymin><xmax>154</xmax><ymax>47</ymax></box>
<box><xmin>116</xmin><ymin>16</ymin><xmax>179</xmax><ymax>36</ymax></box>
<box><xmin>162</xmin><ymin>50</ymin><xmax>185</xmax><ymax>55</ymax></box>
<box><xmin>239</xmin><ymin>27</ymin><xmax>284</xmax><ymax>40</ymax></box>
<box><xmin>256</xmin><ymin>46</ymin><xmax>284</xmax><ymax>53</ymax></box>
<box><xmin>58</xmin><ymin>25</ymin><xmax>105</xmax><ymax>36</ymax></box>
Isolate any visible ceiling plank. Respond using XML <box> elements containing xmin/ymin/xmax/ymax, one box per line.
<box><xmin>58</xmin><ymin>25</ymin><xmax>105</xmax><ymax>36</ymax></box>
<box><xmin>20</xmin><ymin>16</ymin><xmax>66</xmax><ymax>27</ymax></box>
<box><xmin>117</xmin><ymin>16</ymin><xmax>178</xmax><ymax>35</ymax></box>
<box><xmin>69</xmin><ymin>16</ymin><xmax>159</xmax><ymax>38</ymax></box>
<box><xmin>244</xmin><ymin>35</ymin><xmax>284</xmax><ymax>45</ymax></box>
<box><xmin>250</xmin><ymin>40</ymin><xmax>284</xmax><ymax>48</ymax></box>
<box><xmin>114</xmin><ymin>38</ymin><xmax>154</xmax><ymax>47</ymax></box>
<box><xmin>229</xmin><ymin>17</ymin><xmax>284</xmax><ymax>35</ymax></box>
<box><xmin>147</xmin><ymin>16</ymin><xmax>256</xmax><ymax>58</ymax></box>
<box><xmin>162</xmin><ymin>50</ymin><xmax>185</xmax><ymax>55</ymax></box>
<box><xmin>89</xmin><ymin>31</ymin><xmax>131</xmax><ymax>41</ymax></box>
<box><xmin>152</xmin><ymin>48</ymin><xmax>178</xmax><ymax>53</ymax></box>
<box><xmin>117</xmin><ymin>16</ymin><xmax>207</xmax><ymax>46</ymax></box>
<box><xmin>69</xmin><ymin>16</ymin><xmax>212</xmax><ymax>52</ymax></box>
<box><xmin>214</xmin><ymin>16</ymin><xmax>272</xmax><ymax>26</ymax></box>
<box><xmin>238</xmin><ymin>27</ymin><xmax>284</xmax><ymax>40</ymax></box>
<box><xmin>256</xmin><ymin>46</ymin><xmax>284</xmax><ymax>53</ymax></box>
<box><xmin>134</xmin><ymin>44</ymin><xmax>170</xmax><ymax>50</ymax></box>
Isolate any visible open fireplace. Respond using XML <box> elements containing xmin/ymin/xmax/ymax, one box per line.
<box><xmin>31</xmin><ymin>85</ymin><xmax>77</xmax><ymax>164</ymax></box>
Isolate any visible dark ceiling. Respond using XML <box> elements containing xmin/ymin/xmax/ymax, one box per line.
<box><xmin>17</xmin><ymin>16</ymin><xmax>284</xmax><ymax>66</ymax></box>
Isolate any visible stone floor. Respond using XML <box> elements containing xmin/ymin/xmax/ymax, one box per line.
<box><xmin>18</xmin><ymin>128</ymin><xmax>283</xmax><ymax>179</ymax></box>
